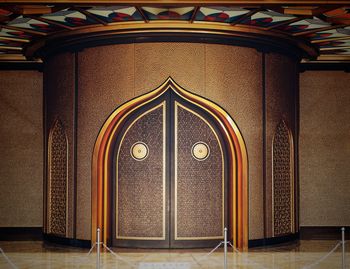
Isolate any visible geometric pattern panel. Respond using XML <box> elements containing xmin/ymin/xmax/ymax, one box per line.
<box><xmin>273</xmin><ymin>120</ymin><xmax>293</xmax><ymax>237</ymax></box>
<box><xmin>141</xmin><ymin>6</ymin><xmax>195</xmax><ymax>20</ymax></box>
<box><xmin>8</xmin><ymin>16</ymin><xmax>57</xmax><ymax>33</ymax></box>
<box><xmin>241</xmin><ymin>10</ymin><xmax>295</xmax><ymax>27</ymax></box>
<box><xmin>117</xmin><ymin>104</ymin><xmax>165</xmax><ymax>239</ymax></box>
<box><xmin>87</xmin><ymin>6</ymin><xmax>143</xmax><ymax>22</ymax></box>
<box><xmin>48</xmin><ymin>119</ymin><xmax>67</xmax><ymax>236</ymax></box>
<box><xmin>195</xmin><ymin>7</ymin><xmax>250</xmax><ymax>23</ymax></box>
<box><xmin>280</xmin><ymin>17</ymin><xmax>330</xmax><ymax>33</ymax></box>
<box><xmin>42</xmin><ymin>9</ymin><xmax>96</xmax><ymax>27</ymax></box>
<box><xmin>175</xmin><ymin>103</ymin><xmax>224</xmax><ymax>239</ymax></box>
<box><xmin>1</xmin><ymin>4</ymin><xmax>350</xmax><ymax>62</ymax></box>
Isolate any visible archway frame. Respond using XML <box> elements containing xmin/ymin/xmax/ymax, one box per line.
<box><xmin>91</xmin><ymin>78</ymin><xmax>249</xmax><ymax>249</ymax></box>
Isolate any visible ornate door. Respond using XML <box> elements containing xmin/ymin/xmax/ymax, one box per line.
<box><xmin>112</xmin><ymin>91</ymin><xmax>227</xmax><ymax>248</ymax></box>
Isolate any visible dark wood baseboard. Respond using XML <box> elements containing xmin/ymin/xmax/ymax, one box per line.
<box><xmin>300</xmin><ymin>226</ymin><xmax>350</xmax><ymax>240</ymax></box>
<box><xmin>0</xmin><ymin>227</ymin><xmax>43</xmax><ymax>241</ymax></box>
<box><xmin>249</xmin><ymin>233</ymin><xmax>299</xmax><ymax>248</ymax></box>
<box><xmin>43</xmin><ymin>234</ymin><xmax>91</xmax><ymax>248</ymax></box>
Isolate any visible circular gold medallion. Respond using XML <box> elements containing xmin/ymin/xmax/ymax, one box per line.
<box><xmin>191</xmin><ymin>142</ymin><xmax>210</xmax><ymax>161</ymax></box>
<box><xmin>130</xmin><ymin>142</ymin><xmax>149</xmax><ymax>161</ymax></box>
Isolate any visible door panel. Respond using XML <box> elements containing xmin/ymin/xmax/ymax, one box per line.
<box><xmin>113</xmin><ymin>94</ymin><xmax>226</xmax><ymax>248</ymax></box>
<box><xmin>174</xmin><ymin>102</ymin><xmax>224</xmax><ymax>240</ymax></box>
<box><xmin>114</xmin><ymin>102</ymin><xmax>168</xmax><ymax>247</ymax></box>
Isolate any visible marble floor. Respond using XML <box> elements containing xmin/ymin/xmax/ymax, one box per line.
<box><xmin>0</xmin><ymin>240</ymin><xmax>349</xmax><ymax>269</ymax></box>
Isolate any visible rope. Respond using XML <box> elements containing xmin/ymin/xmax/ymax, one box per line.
<box><xmin>191</xmin><ymin>241</ymin><xmax>224</xmax><ymax>264</ymax></box>
<box><xmin>67</xmin><ymin>243</ymin><xmax>96</xmax><ymax>268</ymax></box>
<box><xmin>102</xmin><ymin>243</ymin><xmax>138</xmax><ymax>268</ymax></box>
<box><xmin>232</xmin><ymin>247</ymin><xmax>271</xmax><ymax>269</ymax></box>
<box><xmin>0</xmin><ymin>248</ymin><xmax>19</xmax><ymax>269</ymax></box>
<box><xmin>300</xmin><ymin>241</ymin><xmax>342</xmax><ymax>269</ymax></box>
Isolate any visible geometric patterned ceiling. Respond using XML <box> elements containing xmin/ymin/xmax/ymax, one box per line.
<box><xmin>0</xmin><ymin>2</ymin><xmax>350</xmax><ymax>64</ymax></box>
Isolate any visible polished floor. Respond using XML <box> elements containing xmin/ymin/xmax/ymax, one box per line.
<box><xmin>0</xmin><ymin>240</ymin><xmax>349</xmax><ymax>269</ymax></box>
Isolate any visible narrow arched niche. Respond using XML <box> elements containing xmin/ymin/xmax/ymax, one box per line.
<box><xmin>91</xmin><ymin>78</ymin><xmax>248</xmax><ymax>249</ymax></box>
<box><xmin>47</xmin><ymin>119</ymin><xmax>68</xmax><ymax>237</ymax></box>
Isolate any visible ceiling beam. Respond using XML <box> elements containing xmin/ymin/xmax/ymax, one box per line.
<box><xmin>320</xmin><ymin>46</ymin><xmax>350</xmax><ymax>51</ymax></box>
<box><xmin>0</xmin><ymin>53</ymin><xmax>27</xmax><ymax>61</ymax></box>
<box><xmin>0</xmin><ymin>36</ymin><xmax>30</xmax><ymax>42</ymax></box>
<box><xmin>312</xmin><ymin>36</ymin><xmax>350</xmax><ymax>44</ymax></box>
<box><xmin>135</xmin><ymin>6</ymin><xmax>149</xmax><ymax>23</ymax></box>
<box><xmin>25</xmin><ymin>14</ymin><xmax>73</xmax><ymax>30</ymax></box>
<box><xmin>190</xmin><ymin>6</ymin><xmax>199</xmax><ymax>23</ymax></box>
<box><xmin>0</xmin><ymin>23</ymin><xmax>47</xmax><ymax>35</ymax></box>
<box><xmin>0</xmin><ymin>46</ymin><xmax>22</xmax><ymax>50</ymax></box>
<box><xmin>7</xmin><ymin>5</ymin><xmax>54</xmax><ymax>15</ymax></box>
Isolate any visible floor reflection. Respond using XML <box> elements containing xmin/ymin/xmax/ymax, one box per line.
<box><xmin>0</xmin><ymin>240</ymin><xmax>349</xmax><ymax>269</ymax></box>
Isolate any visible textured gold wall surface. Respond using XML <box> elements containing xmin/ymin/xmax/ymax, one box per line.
<box><xmin>265</xmin><ymin>53</ymin><xmax>297</xmax><ymax>237</ymax></box>
<box><xmin>204</xmin><ymin>44</ymin><xmax>264</xmax><ymax>240</ymax></box>
<box><xmin>77</xmin><ymin>44</ymin><xmax>134</xmax><ymax>240</ymax></box>
<box><xmin>45</xmin><ymin>53</ymin><xmax>75</xmax><ymax>237</ymax></box>
<box><xmin>75</xmin><ymin>42</ymin><xmax>264</xmax><ymax>240</ymax></box>
<box><xmin>0</xmin><ymin>71</ymin><xmax>43</xmax><ymax>227</ymax></box>
<box><xmin>300</xmin><ymin>71</ymin><xmax>350</xmax><ymax>226</ymax></box>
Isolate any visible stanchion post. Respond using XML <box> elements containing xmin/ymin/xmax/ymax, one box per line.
<box><xmin>97</xmin><ymin>228</ymin><xmax>101</xmax><ymax>269</ymax></box>
<box><xmin>224</xmin><ymin>227</ymin><xmax>227</xmax><ymax>269</ymax></box>
<box><xmin>342</xmin><ymin>227</ymin><xmax>345</xmax><ymax>269</ymax></box>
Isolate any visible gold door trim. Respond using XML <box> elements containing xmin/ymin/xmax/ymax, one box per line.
<box><xmin>174</xmin><ymin>102</ymin><xmax>225</xmax><ymax>240</ymax></box>
<box><xmin>92</xmin><ymin>77</ymin><xmax>248</xmax><ymax>250</ymax></box>
<box><xmin>116</xmin><ymin>102</ymin><xmax>166</xmax><ymax>240</ymax></box>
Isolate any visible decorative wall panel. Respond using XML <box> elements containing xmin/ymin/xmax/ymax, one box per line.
<box><xmin>175</xmin><ymin>102</ymin><xmax>224</xmax><ymax>239</ymax></box>
<box><xmin>48</xmin><ymin>119</ymin><xmax>68</xmax><ymax>236</ymax></box>
<box><xmin>273</xmin><ymin>120</ymin><xmax>294</xmax><ymax>236</ymax></box>
<box><xmin>116</xmin><ymin>103</ymin><xmax>165</xmax><ymax>239</ymax></box>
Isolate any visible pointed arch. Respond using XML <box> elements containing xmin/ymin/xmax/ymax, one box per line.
<box><xmin>272</xmin><ymin>120</ymin><xmax>295</xmax><ymax>237</ymax></box>
<box><xmin>47</xmin><ymin>119</ymin><xmax>68</xmax><ymax>237</ymax></box>
<box><xmin>91</xmin><ymin>78</ymin><xmax>248</xmax><ymax>249</ymax></box>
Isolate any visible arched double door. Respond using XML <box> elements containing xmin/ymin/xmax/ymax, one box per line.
<box><xmin>112</xmin><ymin>90</ymin><xmax>228</xmax><ymax>248</ymax></box>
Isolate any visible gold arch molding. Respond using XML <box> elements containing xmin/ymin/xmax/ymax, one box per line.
<box><xmin>91</xmin><ymin>77</ymin><xmax>249</xmax><ymax>249</ymax></box>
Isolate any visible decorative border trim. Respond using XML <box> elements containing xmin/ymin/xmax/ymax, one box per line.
<box><xmin>91</xmin><ymin>77</ymin><xmax>249</xmax><ymax>249</ymax></box>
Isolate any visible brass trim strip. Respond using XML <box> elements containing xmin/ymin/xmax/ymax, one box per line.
<box><xmin>115</xmin><ymin>102</ymin><xmax>166</xmax><ymax>241</ymax></box>
<box><xmin>174</xmin><ymin>102</ymin><xmax>225</xmax><ymax>241</ymax></box>
<box><xmin>312</xmin><ymin>36</ymin><xmax>350</xmax><ymax>44</ymax></box>
<box><xmin>320</xmin><ymin>46</ymin><xmax>350</xmax><ymax>51</ymax></box>
<box><xmin>0</xmin><ymin>36</ymin><xmax>30</xmax><ymax>43</ymax></box>
<box><xmin>1</xmin><ymin>24</ymin><xmax>47</xmax><ymax>36</ymax></box>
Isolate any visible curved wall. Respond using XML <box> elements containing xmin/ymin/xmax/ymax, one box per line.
<box><xmin>44</xmin><ymin>41</ymin><xmax>298</xmax><ymax>244</ymax></box>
